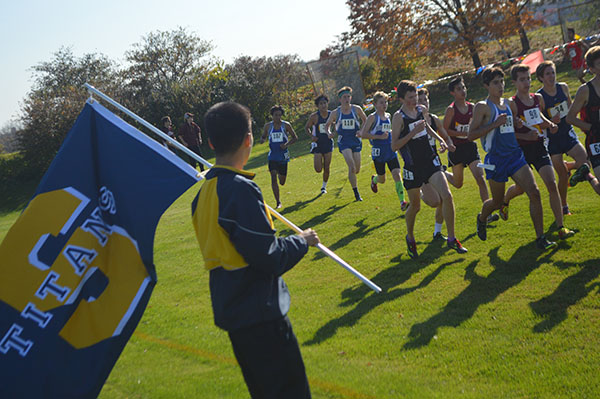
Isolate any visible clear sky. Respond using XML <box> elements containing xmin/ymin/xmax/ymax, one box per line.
<box><xmin>0</xmin><ymin>0</ymin><xmax>351</xmax><ymax>127</ymax></box>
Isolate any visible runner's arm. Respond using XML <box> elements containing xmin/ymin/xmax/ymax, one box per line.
<box><xmin>468</xmin><ymin>102</ymin><xmax>503</xmax><ymax>141</ymax></box>
<box><xmin>359</xmin><ymin>114</ymin><xmax>379</xmax><ymax>140</ymax></box>
<box><xmin>566</xmin><ymin>84</ymin><xmax>592</xmax><ymax>131</ymax></box>
<box><xmin>284</xmin><ymin>122</ymin><xmax>298</xmax><ymax>148</ymax></box>
<box><xmin>325</xmin><ymin>109</ymin><xmax>337</xmax><ymax>139</ymax></box>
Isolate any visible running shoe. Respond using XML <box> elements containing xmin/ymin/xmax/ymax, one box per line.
<box><xmin>400</xmin><ymin>201</ymin><xmax>409</xmax><ymax>212</ymax></box>
<box><xmin>354</xmin><ymin>193</ymin><xmax>363</xmax><ymax>202</ymax></box>
<box><xmin>562</xmin><ymin>205</ymin><xmax>572</xmax><ymax>216</ymax></box>
<box><xmin>499</xmin><ymin>203</ymin><xmax>509</xmax><ymax>221</ymax></box>
<box><xmin>536</xmin><ymin>235</ymin><xmax>557</xmax><ymax>250</ymax></box>
<box><xmin>321</xmin><ymin>187</ymin><xmax>327</xmax><ymax>194</ymax></box>
<box><xmin>558</xmin><ymin>227</ymin><xmax>575</xmax><ymax>239</ymax></box>
<box><xmin>370</xmin><ymin>175</ymin><xmax>378</xmax><ymax>193</ymax></box>
<box><xmin>433</xmin><ymin>232</ymin><xmax>447</xmax><ymax>241</ymax></box>
<box><xmin>487</xmin><ymin>213</ymin><xmax>500</xmax><ymax>223</ymax></box>
<box><xmin>569</xmin><ymin>163</ymin><xmax>590</xmax><ymax>187</ymax></box>
<box><xmin>276</xmin><ymin>202</ymin><xmax>282</xmax><ymax>209</ymax></box>
<box><xmin>448</xmin><ymin>238</ymin><xmax>468</xmax><ymax>254</ymax></box>
<box><xmin>406</xmin><ymin>236</ymin><xmax>418</xmax><ymax>259</ymax></box>
<box><xmin>476</xmin><ymin>213</ymin><xmax>487</xmax><ymax>241</ymax></box>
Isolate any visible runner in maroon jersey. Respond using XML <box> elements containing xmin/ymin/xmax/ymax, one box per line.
<box><xmin>503</xmin><ymin>65</ymin><xmax>574</xmax><ymax>239</ymax></box>
<box><xmin>443</xmin><ymin>77</ymin><xmax>498</xmax><ymax>223</ymax></box>
<box><xmin>567</xmin><ymin>46</ymin><xmax>600</xmax><ymax>195</ymax></box>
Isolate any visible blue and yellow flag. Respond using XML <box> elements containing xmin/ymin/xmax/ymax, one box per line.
<box><xmin>0</xmin><ymin>100</ymin><xmax>199</xmax><ymax>398</ymax></box>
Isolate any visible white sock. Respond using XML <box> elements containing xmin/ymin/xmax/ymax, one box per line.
<box><xmin>322</xmin><ymin>181</ymin><xmax>327</xmax><ymax>189</ymax></box>
<box><xmin>434</xmin><ymin>223</ymin><xmax>443</xmax><ymax>235</ymax></box>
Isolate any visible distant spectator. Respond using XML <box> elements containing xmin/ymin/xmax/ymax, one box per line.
<box><xmin>565</xmin><ymin>28</ymin><xmax>588</xmax><ymax>84</ymax></box>
<box><xmin>160</xmin><ymin>116</ymin><xmax>176</xmax><ymax>149</ymax></box>
<box><xmin>177</xmin><ymin>112</ymin><xmax>205</xmax><ymax>171</ymax></box>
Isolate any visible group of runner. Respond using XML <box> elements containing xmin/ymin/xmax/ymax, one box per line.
<box><xmin>260</xmin><ymin>45</ymin><xmax>600</xmax><ymax>258</ymax></box>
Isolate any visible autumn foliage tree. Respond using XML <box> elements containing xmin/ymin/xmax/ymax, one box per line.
<box><xmin>346</xmin><ymin>0</ymin><xmax>535</xmax><ymax>68</ymax></box>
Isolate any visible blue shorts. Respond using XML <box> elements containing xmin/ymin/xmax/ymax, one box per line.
<box><xmin>338</xmin><ymin>137</ymin><xmax>362</xmax><ymax>153</ymax></box>
<box><xmin>547</xmin><ymin>128</ymin><xmax>579</xmax><ymax>156</ymax></box>
<box><xmin>484</xmin><ymin>149</ymin><xmax>527</xmax><ymax>183</ymax></box>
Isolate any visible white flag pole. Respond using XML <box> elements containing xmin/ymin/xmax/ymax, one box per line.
<box><xmin>84</xmin><ymin>83</ymin><xmax>382</xmax><ymax>293</ymax></box>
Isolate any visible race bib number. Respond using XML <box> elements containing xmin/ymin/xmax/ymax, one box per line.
<box><xmin>409</xmin><ymin>121</ymin><xmax>427</xmax><ymax>139</ymax></box>
<box><xmin>456</xmin><ymin>123</ymin><xmax>470</xmax><ymax>133</ymax></box>
<box><xmin>381</xmin><ymin>123</ymin><xmax>392</xmax><ymax>132</ymax></box>
<box><xmin>318</xmin><ymin>123</ymin><xmax>326</xmax><ymax>134</ymax></box>
<box><xmin>342</xmin><ymin>118</ymin><xmax>356</xmax><ymax>130</ymax></box>
<box><xmin>590</xmin><ymin>142</ymin><xmax>600</xmax><ymax>156</ymax></box>
<box><xmin>524</xmin><ymin>107</ymin><xmax>543</xmax><ymax>126</ymax></box>
<box><xmin>403</xmin><ymin>169</ymin><xmax>414</xmax><ymax>181</ymax></box>
<box><xmin>549</xmin><ymin>101</ymin><xmax>568</xmax><ymax>119</ymax></box>
<box><xmin>372</xmin><ymin>147</ymin><xmax>380</xmax><ymax>157</ymax></box>
<box><xmin>433</xmin><ymin>156</ymin><xmax>441</xmax><ymax>166</ymax></box>
<box><xmin>569</xmin><ymin>49</ymin><xmax>577</xmax><ymax>59</ymax></box>
<box><xmin>271</xmin><ymin>132</ymin><xmax>284</xmax><ymax>143</ymax></box>
<box><xmin>499</xmin><ymin>115</ymin><xmax>514</xmax><ymax>134</ymax></box>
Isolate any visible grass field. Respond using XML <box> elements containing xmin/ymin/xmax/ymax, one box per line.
<box><xmin>1</xmin><ymin>67</ymin><xmax>599</xmax><ymax>398</ymax></box>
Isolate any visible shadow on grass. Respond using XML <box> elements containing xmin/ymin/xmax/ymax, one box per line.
<box><xmin>311</xmin><ymin>217</ymin><xmax>395</xmax><ymax>261</ymax></box>
<box><xmin>280</xmin><ymin>193</ymin><xmax>322</xmax><ymax>215</ymax></box>
<box><xmin>403</xmin><ymin>243</ymin><xmax>558</xmax><ymax>349</ymax></box>
<box><xmin>530</xmin><ymin>258</ymin><xmax>600</xmax><ymax>333</ymax></box>
<box><xmin>304</xmin><ymin>257</ymin><xmax>463</xmax><ymax>346</ymax></box>
<box><xmin>304</xmin><ymin>237</ymin><xmax>464</xmax><ymax>346</ymax></box>
<box><xmin>0</xmin><ymin>180</ymin><xmax>38</xmax><ymax>216</ymax></box>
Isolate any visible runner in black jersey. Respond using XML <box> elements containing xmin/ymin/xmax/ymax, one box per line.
<box><xmin>417</xmin><ymin>88</ymin><xmax>453</xmax><ymax>240</ymax></box>
<box><xmin>536</xmin><ymin>60</ymin><xmax>589</xmax><ymax>215</ymax></box>
<box><xmin>392</xmin><ymin>80</ymin><xmax>466</xmax><ymax>258</ymax></box>
<box><xmin>566</xmin><ymin>46</ymin><xmax>600</xmax><ymax>196</ymax></box>
<box><xmin>305</xmin><ymin>95</ymin><xmax>333</xmax><ymax>194</ymax></box>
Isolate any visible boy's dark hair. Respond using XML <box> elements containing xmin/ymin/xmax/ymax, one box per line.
<box><xmin>270</xmin><ymin>105</ymin><xmax>285</xmax><ymax>115</ymax></box>
<box><xmin>161</xmin><ymin>116</ymin><xmax>171</xmax><ymax>124</ymax></box>
<box><xmin>314</xmin><ymin>94</ymin><xmax>329</xmax><ymax>106</ymax></box>
<box><xmin>585</xmin><ymin>46</ymin><xmax>600</xmax><ymax>70</ymax></box>
<box><xmin>448</xmin><ymin>77</ymin><xmax>464</xmax><ymax>93</ymax></box>
<box><xmin>482</xmin><ymin>67</ymin><xmax>504</xmax><ymax>85</ymax></box>
<box><xmin>535</xmin><ymin>61</ymin><xmax>555</xmax><ymax>82</ymax></box>
<box><xmin>510</xmin><ymin>64</ymin><xmax>530</xmax><ymax>81</ymax></box>
<box><xmin>417</xmin><ymin>87</ymin><xmax>429</xmax><ymax>97</ymax></box>
<box><xmin>567</xmin><ymin>27</ymin><xmax>575</xmax><ymax>35</ymax></box>
<box><xmin>204</xmin><ymin>102</ymin><xmax>251</xmax><ymax>156</ymax></box>
<box><xmin>397</xmin><ymin>80</ymin><xmax>417</xmax><ymax>99</ymax></box>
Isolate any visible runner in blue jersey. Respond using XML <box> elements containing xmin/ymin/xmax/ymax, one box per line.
<box><xmin>359</xmin><ymin>91</ymin><xmax>408</xmax><ymax>210</ymax></box>
<box><xmin>325</xmin><ymin>86</ymin><xmax>368</xmax><ymax>201</ymax></box>
<box><xmin>536</xmin><ymin>60</ymin><xmax>590</xmax><ymax>215</ymax></box>
<box><xmin>392</xmin><ymin>80</ymin><xmax>467</xmax><ymax>258</ymax></box>
<box><xmin>305</xmin><ymin>95</ymin><xmax>333</xmax><ymax>194</ymax></box>
<box><xmin>260</xmin><ymin>105</ymin><xmax>298</xmax><ymax>209</ymax></box>
<box><xmin>468</xmin><ymin>67</ymin><xmax>556</xmax><ymax>250</ymax></box>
